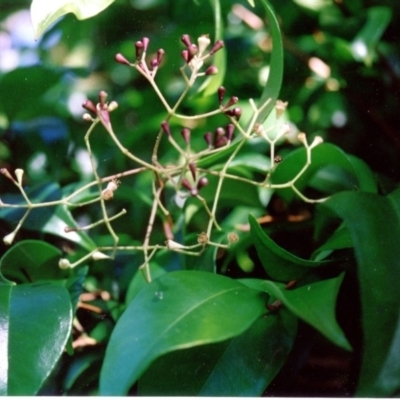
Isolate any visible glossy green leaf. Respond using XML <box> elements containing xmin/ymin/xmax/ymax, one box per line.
<box><xmin>0</xmin><ymin>182</ymin><xmax>96</xmax><ymax>251</ymax></box>
<box><xmin>0</xmin><ymin>282</ymin><xmax>72</xmax><ymax>395</ymax></box>
<box><xmin>324</xmin><ymin>189</ymin><xmax>400</xmax><ymax>396</ymax></box>
<box><xmin>0</xmin><ymin>240</ymin><xmax>68</xmax><ymax>283</ymax></box>
<box><xmin>256</xmin><ymin>0</ymin><xmax>284</xmax><ymax>123</ymax></box>
<box><xmin>31</xmin><ymin>0</ymin><xmax>116</xmax><ymax>38</ymax></box>
<box><xmin>100</xmin><ymin>270</ymin><xmax>268</xmax><ymax>395</ymax></box>
<box><xmin>249</xmin><ymin>214</ymin><xmax>330</xmax><ymax>281</ymax></box>
<box><xmin>271</xmin><ymin>143</ymin><xmax>377</xmax><ymax>203</ymax></box>
<box><xmin>262</xmin><ymin>274</ymin><xmax>352</xmax><ymax>351</ymax></box>
<box><xmin>351</xmin><ymin>6</ymin><xmax>392</xmax><ymax>66</ymax></box>
<box><xmin>139</xmin><ymin>310</ymin><xmax>297</xmax><ymax>396</ymax></box>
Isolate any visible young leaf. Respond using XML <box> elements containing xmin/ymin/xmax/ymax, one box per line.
<box><xmin>256</xmin><ymin>0</ymin><xmax>284</xmax><ymax>123</ymax></box>
<box><xmin>249</xmin><ymin>214</ymin><xmax>331</xmax><ymax>281</ymax></box>
<box><xmin>100</xmin><ymin>270</ymin><xmax>268</xmax><ymax>395</ymax></box>
<box><xmin>262</xmin><ymin>273</ymin><xmax>352</xmax><ymax>351</ymax></box>
<box><xmin>31</xmin><ymin>0</ymin><xmax>116</xmax><ymax>39</ymax></box>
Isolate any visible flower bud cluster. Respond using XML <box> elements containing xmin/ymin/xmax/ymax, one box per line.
<box><xmin>82</xmin><ymin>91</ymin><xmax>118</xmax><ymax>129</ymax></box>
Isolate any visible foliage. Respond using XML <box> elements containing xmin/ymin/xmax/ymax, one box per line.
<box><xmin>0</xmin><ymin>0</ymin><xmax>400</xmax><ymax>396</ymax></box>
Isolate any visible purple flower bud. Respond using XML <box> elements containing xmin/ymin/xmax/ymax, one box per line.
<box><xmin>189</xmin><ymin>162</ymin><xmax>197</xmax><ymax>180</ymax></box>
<box><xmin>115</xmin><ymin>53</ymin><xmax>130</xmax><ymax>65</ymax></box>
<box><xmin>214</xmin><ymin>127</ymin><xmax>225</xmax><ymax>147</ymax></box>
<box><xmin>135</xmin><ymin>41</ymin><xmax>144</xmax><ymax>60</ymax></box>
<box><xmin>233</xmin><ymin>107</ymin><xmax>242</xmax><ymax>120</ymax></box>
<box><xmin>204</xmin><ymin>132</ymin><xmax>212</xmax><ymax>147</ymax></box>
<box><xmin>226</xmin><ymin>124</ymin><xmax>235</xmax><ymax>141</ymax></box>
<box><xmin>82</xmin><ymin>99</ymin><xmax>97</xmax><ymax>114</ymax></box>
<box><xmin>142</xmin><ymin>37</ymin><xmax>150</xmax><ymax>52</ymax></box>
<box><xmin>150</xmin><ymin>59</ymin><xmax>159</xmax><ymax>69</ymax></box>
<box><xmin>205</xmin><ymin>65</ymin><xmax>218</xmax><ymax>75</ymax></box>
<box><xmin>181</xmin><ymin>128</ymin><xmax>191</xmax><ymax>145</ymax></box>
<box><xmin>181</xmin><ymin>50</ymin><xmax>189</xmax><ymax>63</ymax></box>
<box><xmin>197</xmin><ymin>177</ymin><xmax>209</xmax><ymax>189</ymax></box>
<box><xmin>190</xmin><ymin>188</ymin><xmax>199</xmax><ymax>197</ymax></box>
<box><xmin>210</xmin><ymin>40</ymin><xmax>224</xmax><ymax>55</ymax></box>
<box><xmin>215</xmin><ymin>136</ymin><xmax>228</xmax><ymax>148</ymax></box>
<box><xmin>181</xmin><ymin>34</ymin><xmax>192</xmax><ymax>48</ymax></box>
<box><xmin>181</xmin><ymin>178</ymin><xmax>192</xmax><ymax>191</ymax></box>
<box><xmin>187</xmin><ymin>44</ymin><xmax>198</xmax><ymax>61</ymax></box>
<box><xmin>223</xmin><ymin>96</ymin><xmax>239</xmax><ymax>110</ymax></box>
<box><xmin>161</xmin><ymin>121</ymin><xmax>171</xmax><ymax>137</ymax></box>
<box><xmin>0</xmin><ymin>168</ymin><xmax>14</xmax><ymax>181</ymax></box>
<box><xmin>157</xmin><ymin>49</ymin><xmax>165</xmax><ymax>65</ymax></box>
<box><xmin>217</xmin><ymin>86</ymin><xmax>226</xmax><ymax>105</ymax></box>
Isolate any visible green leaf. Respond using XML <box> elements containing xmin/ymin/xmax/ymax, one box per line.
<box><xmin>0</xmin><ymin>282</ymin><xmax>72</xmax><ymax>395</ymax></box>
<box><xmin>31</xmin><ymin>0</ymin><xmax>116</xmax><ymax>39</ymax></box>
<box><xmin>0</xmin><ymin>240</ymin><xmax>68</xmax><ymax>283</ymax></box>
<box><xmin>323</xmin><ymin>189</ymin><xmax>400</xmax><ymax>396</ymax></box>
<box><xmin>271</xmin><ymin>143</ymin><xmax>377</xmax><ymax>203</ymax></box>
<box><xmin>351</xmin><ymin>6</ymin><xmax>392</xmax><ymax>66</ymax></box>
<box><xmin>139</xmin><ymin>310</ymin><xmax>297</xmax><ymax>396</ymax></box>
<box><xmin>256</xmin><ymin>0</ymin><xmax>284</xmax><ymax>123</ymax></box>
<box><xmin>100</xmin><ymin>270</ymin><xmax>268</xmax><ymax>395</ymax></box>
<box><xmin>262</xmin><ymin>274</ymin><xmax>352</xmax><ymax>351</ymax></box>
<box><xmin>0</xmin><ymin>182</ymin><xmax>96</xmax><ymax>251</ymax></box>
<box><xmin>249</xmin><ymin>214</ymin><xmax>330</xmax><ymax>281</ymax></box>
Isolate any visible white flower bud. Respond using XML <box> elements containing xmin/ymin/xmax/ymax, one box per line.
<box><xmin>59</xmin><ymin>258</ymin><xmax>71</xmax><ymax>269</ymax></box>
<box><xmin>3</xmin><ymin>231</ymin><xmax>17</xmax><ymax>246</ymax></box>
<box><xmin>92</xmin><ymin>251</ymin><xmax>110</xmax><ymax>260</ymax></box>
<box><xmin>310</xmin><ymin>136</ymin><xmax>323</xmax><ymax>149</ymax></box>
<box><xmin>108</xmin><ymin>101</ymin><xmax>118</xmax><ymax>112</ymax></box>
<box><xmin>15</xmin><ymin>169</ymin><xmax>24</xmax><ymax>185</ymax></box>
<box><xmin>165</xmin><ymin>240</ymin><xmax>185</xmax><ymax>250</ymax></box>
<box><xmin>197</xmin><ymin>34</ymin><xmax>211</xmax><ymax>56</ymax></box>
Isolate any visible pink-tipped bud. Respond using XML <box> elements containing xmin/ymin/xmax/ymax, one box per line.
<box><xmin>226</xmin><ymin>124</ymin><xmax>235</xmax><ymax>141</ymax></box>
<box><xmin>187</xmin><ymin>44</ymin><xmax>198</xmax><ymax>60</ymax></box>
<box><xmin>189</xmin><ymin>162</ymin><xmax>197</xmax><ymax>180</ymax></box>
<box><xmin>82</xmin><ymin>99</ymin><xmax>97</xmax><ymax>114</ymax></box>
<box><xmin>223</xmin><ymin>96</ymin><xmax>239</xmax><ymax>110</ymax></box>
<box><xmin>190</xmin><ymin>188</ymin><xmax>199</xmax><ymax>197</ymax></box>
<box><xmin>215</xmin><ymin>136</ymin><xmax>228</xmax><ymax>148</ymax></box>
<box><xmin>161</xmin><ymin>121</ymin><xmax>171</xmax><ymax>137</ymax></box>
<box><xmin>233</xmin><ymin>107</ymin><xmax>242</xmax><ymax>120</ymax></box>
<box><xmin>204</xmin><ymin>132</ymin><xmax>212</xmax><ymax>147</ymax></box>
<box><xmin>150</xmin><ymin>58</ymin><xmax>159</xmax><ymax>69</ymax></box>
<box><xmin>181</xmin><ymin>34</ymin><xmax>192</xmax><ymax>48</ymax></box>
<box><xmin>135</xmin><ymin>41</ymin><xmax>144</xmax><ymax>60</ymax></box>
<box><xmin>181</xmin><ymin>178</ymin><xmax>192</xmax><ymax>191</ymax></box>
<box><xmin>181</xmin><ymin>128</ymin><xmax>191</xmax><ymax>145</ymax></box>
<box><xmin>197</xmin><ymin>177</ymin><xmax>209</xmax><ymax>189</ymax></box>
<box><xmin>142</xmin><ymin>37</ymin><xmax>150</xmax><ymax>52</ymax></box>
<box><xmin>98</xmin><ymin>91</ymin><xmax>108</xmax><ymax>108</ymax></box>
<box><xmin>0</xmin><ymin>168</ymin><xmax>15</xmax><ymax>181</ymax></box>
<box><xmin>205</xmin><ymin>65</ymin><xmax>218</xmax><ymax>75</ymax></box>
<box><xmin>217</xmin><ymin>86</ymin><xmax>226</xmax><ymax>105</ymax></box>
<box><xmin>157</xmin><ymin>49</ymin><xmax>165</xmax><ymax>65</ymax></box>
<box><xmin>215</xmin><ymin>127</ymin><xmax>225</xmax><ymax>138</ymax></box>
<box><xmin>181</xmin><ymin>49</ymin><xmax>189</xmax><ymax>63</ymax></box>
<box><xmin>115</xmin><ymin>53</ymin><xmax>130</xmax><ymax>65</ymax></box>
<box><xmin>210</xmin><ymin>40</ymin><xmax>224</xmax><ymax>55</ymax></box>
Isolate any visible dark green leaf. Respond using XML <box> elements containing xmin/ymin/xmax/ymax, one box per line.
<box><xmin>262</xmin><ymin>273</ymin><xmax>352</xmax><ymax>351</ymax></box>
<box><xmin>324</xmin><ymin>189</ymin><xmax>400</xmax><ymax>396</ymax></box>
<box><xmin>100</xmin><ymin>270</ymin><xmax>267</xmax><ymax>395</ymax></box>
<box><xmin>249</xmin><ymin>214</ymin><xmax>330</xmax><ymax>281</ymax></box>
<box><xmin>1</xmin><ymin>283</ymin><xmax>73</xmax><ymax>395</ymax></box>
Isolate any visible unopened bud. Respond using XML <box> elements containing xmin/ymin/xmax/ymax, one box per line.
<box><xmin>108</xmin><ymin>101</ymin><xmax>118</xmax><ymax>112</ymax></box>
<box><xmin>3</xmin><ymin>230</ymin><xmax>17</xmax><ymax>246</ymax></box>
<box><xmin>92</xmin><ymin>251</ymin><xmax>111</xmax><ymax>261</ymax></box>
<box><xmin>82</xmin><ymin>100</ymin><xmax>97</xmax><ymax>114</ymax></box>
<box><xmin>197</xmin><ymin>177</ymin><xmax>208</xmax><ymax>189</ymax></box>
<box><xmin>181</xmin><ymin>128</ymin><xmax>191</xmax><ymax>145</ymax></box>
<box><xmin>115</xmin><ymin>53</ymin><xmax>130</xmax><ymax>65</ymax></box>
<box><xmin>0</xmin><ymin>168</ymin><xmax>14</xmax><ymax>182</ymax></box>
<box><xmin>161</xmin><ymin>121</ymin><xmax>171</xmax><ymax>137</ymax></box>
<box><xmin>142</xmin><ymin>37</ymin><xmax>150</xmax><ymax>52</ymax></box>
<box><xmin>311</xmin><ymin>136</ymin><xmax>323</xmax><ymax>148</ymax></box>
<box><xmin>217</xmin><ymin>86</ymin><xmax>226</xmax><ymax>105</ymax></box>
<box><xmin>135</xmin><ymin>41</ymin><xmax>144</xmax><ymax>60</ymax></box>
<box><xmin>181</xmin><ymin>49</ymin><xmax>189</xmax><ymax>63</ymax></box>
<box><xmin>166</xmin><ymin>239</ymin><xmax>185</xmax><ymax>250</ymax></box>
<box><xmin>276</xmin><ymin>100</ymin><xmax>288</xmax><ymax>118</ymax></box>
<box><xmin>189</xmin><ymin>162</ymin><xmax>197</xmax><ymax>180</ymax></box>
<box><xmin>297</xmin><ymin>132</ymin><xmax>307</xmax><ymax>145</ymax></box>
<box><xmin>204</xmin><ymin>132</ymin><xmax>212</xmax><ymax>147</ymax></box>
<box><xmin>157</xmin><ymin>49</ymin><xmax>165</xmax><ymax>65</ymax></box>
<box><xmin>205</xmin><ymin>65</ymin><xmax>218</xmax><ymax>75</ymax></box>
<box><xmin>181</xmin><ymin>178</ymin><xmax>193</xmax><ymax>192</ymax></box>
<box><xmin>59</xmin><ymin>258</ymin><xmax>71</xmax><ymax>270</ymax></box>
<box><xmin>98</xmin><ymin>91</ymin><xmax>108</xmax><ymax>108</ymax></box>
<box><xmin>83</xmin><ymin>113</ymin><xmax>95</xmax><ymax>122</ymax></box>
<box><xmin>210</xmin><ymin>40</ymin><xmax>224</xmax><ymax>55</ymax></box>
<box><xmin>15</xmin><ymin>169</ymin><xmax>24</xmax><ymax>185</ymax></box>
<box><xmin>226</xmin><ymin>124</ymin><xmax>235</xmax><ymax>141</ymax></box>
<box><xmin>228</xmin><ymin>232</ymin><xmax>239</xmax><ymax>243</ymax></box>
<box><xmin>223</xmin><ymin>96</ymin><xmax>239</xmax><ymax>110</ymax></box>
<box><xmin>197</xmin><ymin>34</ymin><xmax>211</xmax><ymax>55</ymax></box>
<box><xmin>181</xmin><ymin>34</ymin><xmax>192</xmax><ymax>48</ymax></box>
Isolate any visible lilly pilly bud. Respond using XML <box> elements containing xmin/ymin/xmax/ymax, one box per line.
<box><xmin>161</xmin><ymin>121</ymin><xmax>171</xmax><ymax>137</ymax></box>
<box><xmin>101</xmin><ymin>179</ymin><xmax>120</xmax><ymax>201</ymax></box>
<box><xmin>217</xmin><ymin>86</ymin><xmax>226</xmax><ymax>105</ymax></box>
<box><xmin>210</xmin><ymin>40</ymin><xmax>224</xmax><ymax>55</ymax></box>
<box><xmin>181</xmin><ymin>128</ymin><xmax>191</xmax><ymax>145</ymax></box>
<box><xmin>115</xmin><ymin>53</ymin><xmax>130</xmax><ymax>65</ymax></box>
<box><xmin>135</xmin><ymin>41</ymin><xmax>144</xmax><ymax>60</ymax></box>
<box><xmin>181</xmin><ymin>34</ymin><xmax>192</xmax><ymax>48</ymax></box>
<box><xmin>205</xmin><ymin>65</ymin><xmax>218</xmax><ymax>75</ymax></box>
